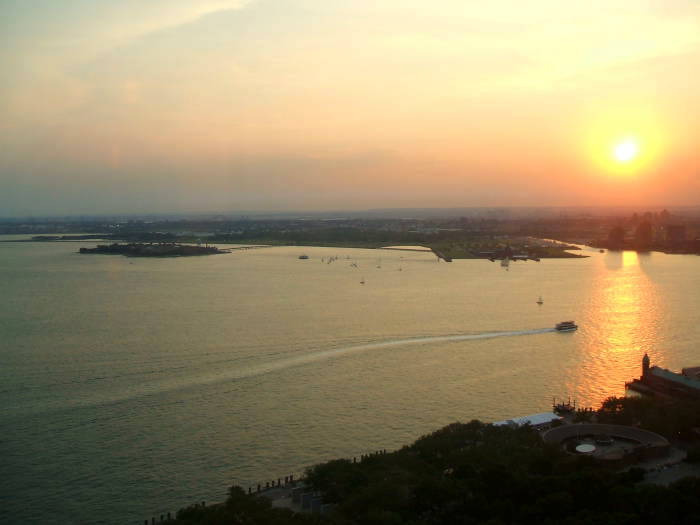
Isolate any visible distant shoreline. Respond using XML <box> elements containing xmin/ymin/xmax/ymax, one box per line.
<box><xmin>0</xmin><ymin>235</ymin><xmax>589</xmax><ymax>259</ymax></box>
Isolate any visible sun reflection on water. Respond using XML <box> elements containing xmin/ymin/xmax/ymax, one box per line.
<box><xmin>572</xmin><ymin>251</ymin><xmax>663</xmax><ymax>406</ymax></box>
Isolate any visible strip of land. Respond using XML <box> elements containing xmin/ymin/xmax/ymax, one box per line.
<box><xmin>78</xmin><ymin>243</ymin><xmax>227</xmax><ymax>257</ymax></box>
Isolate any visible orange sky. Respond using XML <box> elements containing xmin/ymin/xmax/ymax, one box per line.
<box><xmin>1</xmin><ymin>0</ymin><xmax>699</xmax><ymax>215</ymax></box>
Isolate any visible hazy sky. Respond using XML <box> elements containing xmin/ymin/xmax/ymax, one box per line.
<box><xmin>2</xmin><ymin>0</ymin><xmax>699</xmax><ymax>216</ymax></box>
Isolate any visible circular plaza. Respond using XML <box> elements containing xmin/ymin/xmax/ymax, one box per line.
<box><xmin>542</xmin><ymin>424</ymin><xmax>670</xmax><ymax>464</ymax></box>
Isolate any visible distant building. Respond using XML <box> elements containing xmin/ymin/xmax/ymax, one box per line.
<box><xmin>665</xmin><ymin>224</ymin><xmax>686</xmax><ymax>244</ymax></box>
<box><xmin>627</xmin><ymin>353</ymin><xmax>700</xmax><ymax>400</ymax></box>
<box><xmin>608</xmin><ymin>225</ymin><xmax>625</xmax><ymax>248</ymax></box>
<box><xmin>634</xmin><ymin>221</ymin><xmax>652</xmax><ymax>248</ymax></box>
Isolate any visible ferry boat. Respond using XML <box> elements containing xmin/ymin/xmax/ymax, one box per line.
<box><xmin>555</xmin><ymin>321</ymin><xmax>578</xmax><ymax>332</ymax></box>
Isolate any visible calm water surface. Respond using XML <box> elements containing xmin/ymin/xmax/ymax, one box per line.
<box><xmin>2</xmin><ymin>238</ymin><xmax>699</xmax><ymax>523</ymax></box>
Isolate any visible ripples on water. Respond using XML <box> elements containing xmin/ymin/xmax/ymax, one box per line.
<box><xmin>2</xmin><ymin>239</ymin><xmax>699</xmax><ymax>524</ymax></box>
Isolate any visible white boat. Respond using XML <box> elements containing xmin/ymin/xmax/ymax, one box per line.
<box><xmin>555</xmin><ymin>321</ymin><xmax>578</xmax><ymax>332</ymax></box>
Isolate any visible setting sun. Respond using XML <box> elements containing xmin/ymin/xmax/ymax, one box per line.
<box><xmin>613</xmin><ymin>139</ymin><xmax>639</xmax><ymax>163</ymax></box>
<box><xmin>582</xmin><ymin>104</ymin><xmax>670</xmax><ymax>181</ymax></box>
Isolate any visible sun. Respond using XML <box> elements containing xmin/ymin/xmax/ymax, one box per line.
<box><xmin>613</xmin><ymin>139</ymin><xmax>639</xmax><ymax>163</ymax></box>
<box><xmin>582</xmin><ymin>106</ymin><xmax>667</xmax><ymax>178</ymax></box>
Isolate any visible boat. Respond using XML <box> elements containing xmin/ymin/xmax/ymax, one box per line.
<box><xmin>552</xmin><ymin>397</ymin><xmax>575</xmax><ymax>414</ymax></box>
<box><xmin>360</xmin><ymin>277</ymin><xmax>365</xmax><ymax>285</ymax></box>
<box><xmin>298</xmin><ymin>255</ymin><xmax>309</xmax><ymax>260</ymax></box>
<box><xmin>536</xmin><ymin>296</ymin><xmax>543</xmax><ymax>305</ymax></box>
<box><xmin>555</xmin><ymin>321</ymin><xmax>578</xmax><ymax>332</ymax></box>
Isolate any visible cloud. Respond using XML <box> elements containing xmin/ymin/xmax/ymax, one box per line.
<box><xmin>1</xmin><ymin>1</ymin><xmax>699</xmax><ymax>214</ymax></box>
<box><xmin>1</xmin><ymin>1</ymin><xmax>251</xmax><ymax>50</ymax></box>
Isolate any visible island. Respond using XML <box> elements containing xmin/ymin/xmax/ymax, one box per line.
<box><xmin>78</xmin><ymin>243</ymin><xmax>227</xmax><ymax>257</ymax></box>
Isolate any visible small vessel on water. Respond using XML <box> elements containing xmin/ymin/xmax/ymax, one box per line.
<box><xmin>552</xmin><ymin>397</ymin><xmax>575</xmax><ymax>414</ymax></box>
<box><xmin>298</xmin><ymin>255</ymin><xmax>309</xmax><ymax>260</ymax></box>
<box><xmin>555</xmin><ymin>320</ymin><xmax>578</xmax><ymax>332</ymax></box>
<box><xmin>360</xmin><ymin>277</ymin><xmax>365</xmax><ymax>285</ymax></box>
<box><xmin>536</xmin><ymin>296</ymin><xmax>543</xmax><ymax>305</ymax></box>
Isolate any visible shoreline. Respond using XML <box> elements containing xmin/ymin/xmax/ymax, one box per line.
<box><xmin>2</xmin><ymin>236</ymin><xmax>588</xmax><ymax>259</ymax></box>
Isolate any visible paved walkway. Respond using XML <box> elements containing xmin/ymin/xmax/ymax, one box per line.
<box><xmin>256</xmin><ymin>483</ymin><xmax>306</xmax><ymax>512</ymax></box>
<box><xmin>643</xmin><ymin>461</ymin><xmax>700</xmax><ymax>486</ymax></box>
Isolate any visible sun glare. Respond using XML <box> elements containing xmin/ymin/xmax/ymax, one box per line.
<box><xmin>613</xmin><ymin>139</ymin><xmax>639</xmax><ymax>163</ymax></box>
<box><xmin>582</xmin><ymin>106</ymin><xmax>667</xmax><ymax>178</ymax></box>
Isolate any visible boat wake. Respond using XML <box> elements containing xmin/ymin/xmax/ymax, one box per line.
<box><xmin>225</xmin><ymin>327</ymin><xmax>557</xmax><ymax>381</ymax></box>
<box><xmin>43</xmin><ymin>328</ymin><xmax>557</xmax><ymax>414</ymax></box>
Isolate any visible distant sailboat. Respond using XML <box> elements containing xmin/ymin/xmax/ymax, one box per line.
<box><xmin>360</xmin><ymin>277</ymin><xmax>365</xmax><ymax>284</ymax></box>
<box><xmin>501</xmin><ymin>257</ymin><xmax>510</xmax><ymax>270</ymax></box>
<box><xmin>537</xmin><ymin>296</ymin><xmax>543</xmax><ymax>305</ymax></box>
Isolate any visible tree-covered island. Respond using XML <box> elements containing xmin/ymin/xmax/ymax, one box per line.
<box><xmin>79</xmin><ymin>243</ymin><xmax>227</xmax><ymax>257</ymax></box>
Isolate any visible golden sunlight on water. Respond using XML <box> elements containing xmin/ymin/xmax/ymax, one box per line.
<box><xmin>2</xmin><ymin>239</ymin><xmax>699</xmax><ymax>525</ymax></box>
<box><xmin>574</xmin><ymin>250</ymin><xmax>663</xmax><ymax>405</ymax></box>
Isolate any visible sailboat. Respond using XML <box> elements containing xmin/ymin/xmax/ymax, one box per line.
<box><xmin>501</xmin><ymin>257</ymin><xmax>510</xmax><ymax>270</ymax></box>
<box><xmin>360</xmin><ymin>277</ymin><xmax>365</xmax><ymax>285</ymax></box>
<box><xmin>536</xmin><ymin>296</ymin><xmax>543</xmax><ymax>305</ymax></box>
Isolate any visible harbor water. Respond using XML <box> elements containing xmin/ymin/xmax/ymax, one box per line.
<box><xmin>2</xmin><ymin>238</ymin><xmax>699</xmax><ymax>523</ymax></box>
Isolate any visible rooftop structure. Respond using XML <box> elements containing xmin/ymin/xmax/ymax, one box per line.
<box><xmin>493</xmin><ymin>412</ymin><xmax>562</xmax><ymax>429</ymax></box>
<box><xmin>682</xmin><ymin>366</ymin><xmax>700</xmax><ymax>381</ymax></box>
<box><xmin>649</xmin><ymin>366</ymin><xmax>700</xmax><ymax>392</ymax></box>
<box><xmin>627</xmin><ymin>353</ymin><xmax>700</xmax><ymax>400</ymax></box>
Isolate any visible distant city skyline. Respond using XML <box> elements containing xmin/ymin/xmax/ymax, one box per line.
<box><xmin>2</xmin><ymin>1</ymin><xmax>699</xmax><ymax>215</ymax></box>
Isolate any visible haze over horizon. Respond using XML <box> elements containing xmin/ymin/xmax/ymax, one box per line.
<box><xmin>2</xmin><ymin>1</ymin><xmax>699</xmax><ymax>216</ymax></box>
